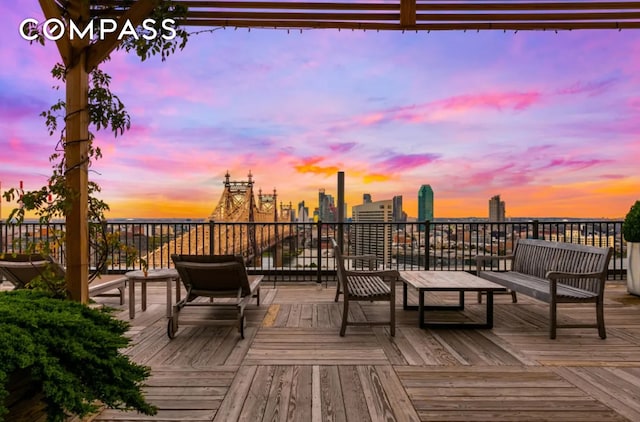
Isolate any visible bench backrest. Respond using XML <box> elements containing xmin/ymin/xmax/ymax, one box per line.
<box><xmin>512</xmin><ymin>239</ymin><xmax>613</xmax><ymax>293</ymax></box>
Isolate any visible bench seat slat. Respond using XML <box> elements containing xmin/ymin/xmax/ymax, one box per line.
<box><xmin>346</xmin><ymin>275</ymin><xmax>390</xmax><ymax>299</ymax></box>
<box><xmin>478</xmin><ymin>271</ymin><xmax>597</xmax><ymax>302</ymax></box>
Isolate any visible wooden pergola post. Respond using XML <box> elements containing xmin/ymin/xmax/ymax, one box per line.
<box><xmin>37</xmin><ymin>0</ymin><xmax>159</xmax><ymax>302</ymax></box>
<box><xmin>65</xmin><ymin>47</ymin><xmax>90</xmax><ymax>303</ymax></box>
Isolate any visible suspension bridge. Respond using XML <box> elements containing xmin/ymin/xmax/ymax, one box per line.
<box><xmin>144</xmin><ymin>171</ymin><xmax>295</xmax><ymax>266</ymax></box>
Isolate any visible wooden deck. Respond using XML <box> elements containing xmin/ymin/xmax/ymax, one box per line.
<box><xmin>92</xmin><ymin>280</ymin><xmax>640</xmax><ymax>422</ymax></box>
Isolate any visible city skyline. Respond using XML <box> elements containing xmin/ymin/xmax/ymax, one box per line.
<box><xmin>2</xmin><ymin>3</ymin><xmax>639</xmax><ymax>220</ymax></box>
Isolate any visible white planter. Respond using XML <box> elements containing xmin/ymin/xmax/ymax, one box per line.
<box><xmin>628</xmin><ymin>241</ymin><xmax>640</xmax><ymax>296</ymax></box>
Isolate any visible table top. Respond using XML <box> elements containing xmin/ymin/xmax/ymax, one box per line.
<box><xmin>125</xmin><ymin>268</ymin><xmax>178</xmax><ymax>280</ymax></box>
<box><xmin>399</xmin><ymin>271</ymin><xmax>507</xmax><ymax>292</ymax></box>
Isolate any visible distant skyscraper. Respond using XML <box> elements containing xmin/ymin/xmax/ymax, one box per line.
<box><xmin>418</xmin><ymin>185</ymin><xmax>434</xmax><ymax>223</ymax></box>
<box><xmin>318</xmin><ymin>189</ymin><xmax>336</xmax><ymax>222</ymax></box>
<box><xmin>297</xmin><ymin>200</ymin><xmax>309</xmax><ymax>222</ymax></box>
<box><xmin>363</xmin><ymin>193</ymin><xmax>372</xmax><ymax>203</ymax></box>
<box><xmin>392</xmin><ymin>195</ymin><xmax>406</xmax><ymax>222</ymax></box>
<box><xmin>489</xmin><ymin>194</ymin><xmax>506</xmax><ymax>221</ymax></box>
<box><xmin>352</xmin><ymin>199</ymin><xmax>393</xmax><ymax>265</ymax></box>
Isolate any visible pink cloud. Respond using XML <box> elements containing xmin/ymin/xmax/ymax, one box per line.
<box><xmin>327</xmin><ymin>142</ymin><xmax>356</xmax><ymax>153</ymax></box>
<box><xmin>378</xmin><ymin>153</ymin><xmax>440</xmax><ymax>173</ymax></box>
<box><xmin>437</xmin><ymin>92</ymin><xmax>541</xmax><ymax>112</ymax></box>
<box><xmin>555</xmin><ymin>78</ymin><xmax>618</xmax><ymax>96</ymax></box>
<box><xmin>541</xmin><ymin>158</ymin><xmax>611</xmax><ymax>171</ymax></box>
<box><xmin>333</xmin><ymin>90</ymin><xmax>543</xmax><ymax>132</ymax></box>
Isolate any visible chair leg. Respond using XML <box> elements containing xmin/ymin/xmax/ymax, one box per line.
<box><xmin>238</xmin><ymin>307</ymin><xmax>245</xmax><ymax>339</ymax></box>
<box><xmin>477</xmin><ymin>292</ymin><xmax>483</xmax><ymax>303</ymax></box>
<box><xmin>340</xmin><ymin>298</ymin><xmax>349</xmax><ymax>336</ymax></box>
<box><xmin>511</xmin><ymin>290</ymin><xmax>517</xmax><ymax>303</ymax></box>
<box><xmin>550</xmin><ymin>300</ymin><xmax>557</xmax><ymax>339</ymax></box>
<box><xmin>597</xmin><ymin>300</ymin><xmax>606</xmax><ymax>339</ymax></box>
<box><xmin>390</xmin><ymin>297</ymin><xmax>395</xmax><ymax>337</ymax></box>
<box><xmin>334</xmin><ymin>284</ymin><xmax>341</xmax><ymax>302</ymax></box>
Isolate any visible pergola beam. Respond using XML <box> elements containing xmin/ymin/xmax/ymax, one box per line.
<box><xmin>38</xmin><ymin>0</ymin><xmax>73</xmax><ymax>67</ymax></box>
<box><xmin>90</xmin><ymin>0</ymin><xmax>640</xmax><ymax>30</ymax></box>
<box><xmin>86</xmin><ymin>0</ymin><xmax>161</xmax><ymax>71</ymax></box>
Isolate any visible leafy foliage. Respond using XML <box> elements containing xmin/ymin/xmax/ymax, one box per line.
<box><xmin>1</xmin><ymin>2</ymin><xmax>192</xmax><ymax>292</ymax></box>
<box><xmin>0</xmin><ymin>290</ymin><xmax>156</xmax><ymax>421</ymax></box>
<box><xmin>0</xmin><ymin>2</ymin><xmax>193</xmax><ymax>420</ymax></box>
<box><xmin>623</xmin><ymin>201</ymin><xmax>640</xmax><ymax>243</ymax></box>
<box><xmin>118</xmin><ymin>2</ymin><xmax>190</xmax><ymax>61</ymax></box>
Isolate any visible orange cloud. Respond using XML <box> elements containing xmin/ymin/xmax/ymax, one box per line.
<box><xmin>294</xmin><ymin>157</ymin><xmax>340</xmax><ymax>177</ymax></box>
<box><xmin>363</xmin><ymin>173</ymin><xmax>391</xmax><ymax>183</ymax></box>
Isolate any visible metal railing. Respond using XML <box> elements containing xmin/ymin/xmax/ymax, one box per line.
<box><xmin>1</xmin><ymin>219</ymin><xmax>627</xmax><ymax>284</ymax></box>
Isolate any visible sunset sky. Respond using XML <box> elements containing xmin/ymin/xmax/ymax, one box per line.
<box><xmin>1</xmin><ymin>3</ymin><xmax>639</xmax><ymax>220</ymax></box>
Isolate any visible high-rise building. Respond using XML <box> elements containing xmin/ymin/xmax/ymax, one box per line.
<box><xmin>363</xmin><ymin>193</ymin><xmax>372</xmax><ymax>203</ymax></box>
<box><xmin>318</xmin><ymin>189</ymin><xmax>337</xmax><ymax>222</ymax></box>
<box><xmin>489</xmin><ymin>194</ymin><xmax>506</xmax><ymax>221</ymax></box>
<box><xmin>418</xmin><ymin>185</ymin><xmax>434</xmax><ymax>222</ymax></box>
<box><xmin>351</xmin><ymin>199</ymin><xmax>393</xmax><ymax>265</ymax></box>
<box><xmin>297</xmin><ymin>200</ymin><xmax>309</xmax><ymax>222</ymax></box>
<box><xmin>392</xmin><ymin>195</ymin><xmax>406</xmax><ymax>222</ymax></box>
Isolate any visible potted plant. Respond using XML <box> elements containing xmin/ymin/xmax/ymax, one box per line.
<box><xmin>0</xmin><ymin>289</ymin><xmax>156</xmax><ymax>421</ymax></box>
<box><xmin>622</xmin><ymin>200</ymin><xmax>640</xmax><ymax>295</ymax></box>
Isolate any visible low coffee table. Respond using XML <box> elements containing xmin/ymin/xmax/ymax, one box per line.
<box><xmin>126</xmin><ymin>268</ymin><xmax>180</xmax><ymax>319</ymax></box>
<box><xmin>399</xmin><ymin>271</ymin><xmax>506</xmax><ymax>329</ymax></box>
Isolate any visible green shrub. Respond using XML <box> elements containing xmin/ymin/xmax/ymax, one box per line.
<box><xmin>0</xmin><ymin>290</ymin><xmax>156</xmax><ymax>421</ymax></box>
<box><xmin>622</xmin><ymin>200</ymin><xmax>640</xmax><ymax>243</ymax></box>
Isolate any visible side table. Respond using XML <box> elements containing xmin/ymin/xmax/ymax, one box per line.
<box><xmin>126</xmin><ymin>268</ymin><xmax>180</xmax><ymax>319</ymax></box>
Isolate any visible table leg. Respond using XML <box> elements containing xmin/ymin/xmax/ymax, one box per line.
<box><xmin>403</xmin><ymin>282</ymin><xmax>408</xmax><ymax>310</ymax></box>
<box><xmin>486</xmin><ymin>291</ymin><xmax>494</xmax><ymax>329</ymax></box>
<box><xmin>129</xmin><ymin>280</ymin><xmax>135</xmax><ymax>319</ymax></box>
<box><xmin>419</xmin><ymin>289</ymin><xmax>425</xmax><ymax>329</ymax></box>
<box><xmin>141</xmin><ymin>282</ymin><xmax>147</xmax><ymax>311</ymax></box>
<box><xmin>416</xmin><ymin>289</ymin><xmax>496</xmax><ymax>329</ymax></box>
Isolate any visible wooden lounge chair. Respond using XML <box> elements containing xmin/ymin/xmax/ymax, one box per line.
<box><xmin>169</xmin><ymin>254</ymin><xmax>263</xmax><ymax>339</ymax></box>
<box><xmin>332</xmin><ymin>239</ymin><xmax>398</xmax><ymax>337</ymax></box>
<box><xmin>0</xmin><ymin>253</ymin><xmax>126</xmax><ymax>304</ymax></box>
<box><xmin>0</xmin><ymin>253</ymin><xmax>63</xmax><ymax>289</ymax></box>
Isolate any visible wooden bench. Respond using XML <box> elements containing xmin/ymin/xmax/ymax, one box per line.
<box><xmin>475</xmin><ymin>238</ymin><xmax>613</xmax><ymax>339</ymax></box>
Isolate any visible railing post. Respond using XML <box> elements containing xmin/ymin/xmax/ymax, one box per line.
<box><xmin>316</xmin><ymin>221</ymin><xmax>322</xmax><ymax>285</ymax></box>
<box><xmin>425</xmin><ymin>220</ymin><xmax>431</xmax><ymax>270</ymax></box>
<box><xmin>209</xmin><ymin>220</ymin><xmax>215</xmax><ymax>256</ymax></box>
<box><xmin>532</xmin><ymin>220</ymin><xmax>539</xmax><ymax>239</ymax></box>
